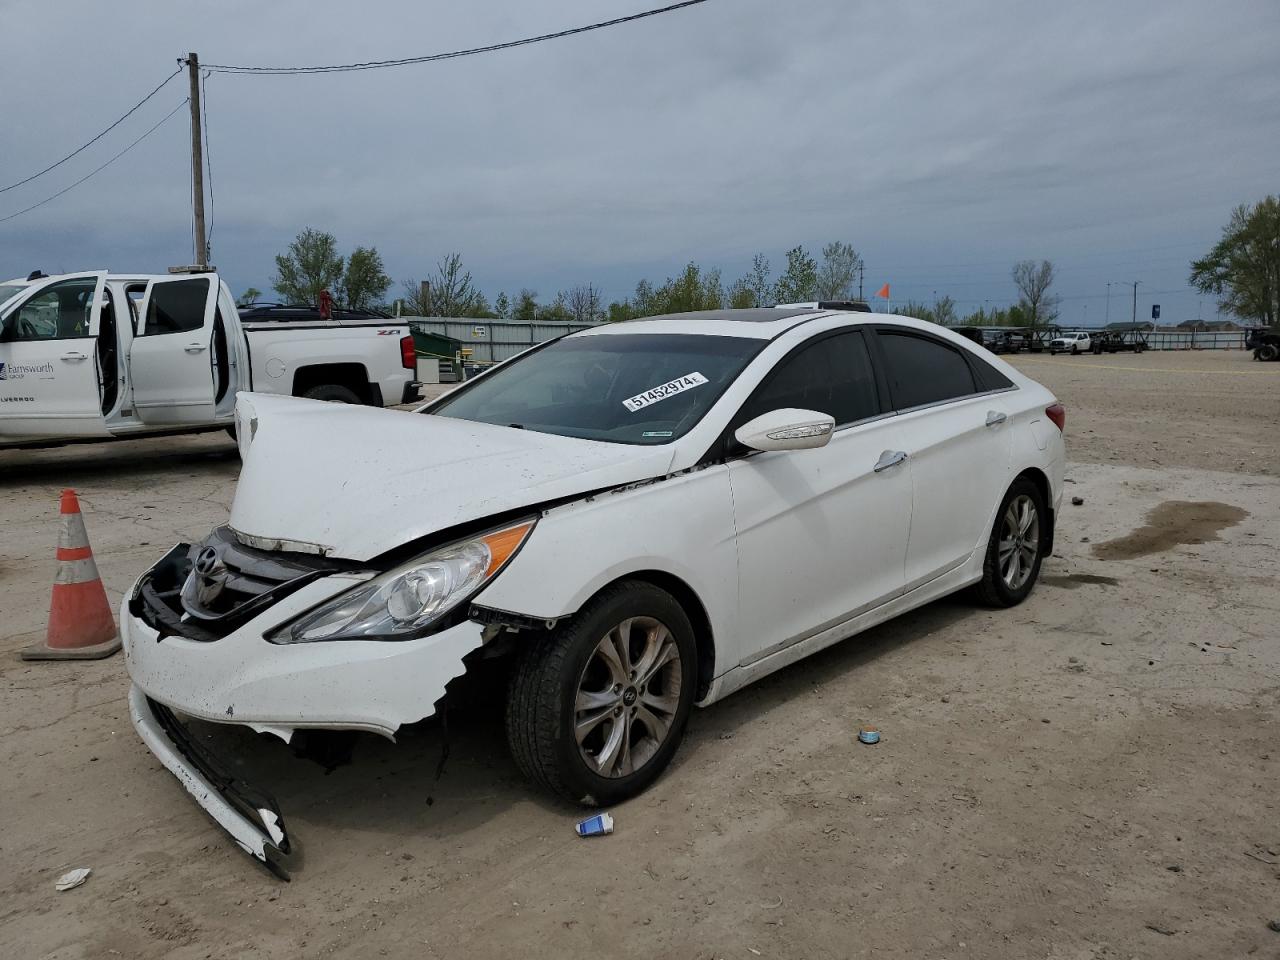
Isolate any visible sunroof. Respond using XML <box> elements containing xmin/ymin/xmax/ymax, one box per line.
<box><xmin>641</xmin><ymin>308</ymin><xmax>821</xmax><ymax>323</ymax></box>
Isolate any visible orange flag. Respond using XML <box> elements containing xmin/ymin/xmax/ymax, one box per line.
<box><xmin>875</xmin><ymin>283</ymin><xmax>890</xmax><ymax>299</ymax></box>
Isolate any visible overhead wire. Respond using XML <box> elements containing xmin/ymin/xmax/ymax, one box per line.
<box><xmin>0</xmin><ymin>68</ymin><xmax>182</xmax><ymax>194</ymax></box>
<box><xmin>202</xmin><ymin>0</ymin><xmax>711</xmax><ymax>74</ymax></box>
<box><xmin>0</xmin><ymin>100</ymin><xmax>189</xmax><ymax>225</ymax></box>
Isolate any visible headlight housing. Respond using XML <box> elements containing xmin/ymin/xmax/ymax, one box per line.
<box><xmin>270</xmin><ymin>519</ymin><xmax>535</xmax><ymax>643</ymax></box>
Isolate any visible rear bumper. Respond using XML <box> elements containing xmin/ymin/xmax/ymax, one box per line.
<box><xmin>128</xmin><ymin>684</ymin><xmax>292</xmax><ymax>876</ymax></box>
<box><xmin>401</xmin><ymin>380</ymin><xmax>423</xmax><ymax>404</ymax></box>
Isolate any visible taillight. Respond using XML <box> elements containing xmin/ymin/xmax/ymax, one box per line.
<box><xmin>400</xmin><ymin>335</ymin><xmax>416</xmax><ymax>370</ymax></box>
<box><xmin>1045</xmin><ymin>402</ymin><xmax>1066</xmax><ymax>432</ymax></box>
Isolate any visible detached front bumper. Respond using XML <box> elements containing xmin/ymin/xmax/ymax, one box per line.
<box><xmin>122</xmin><ymin>556</ymin><xmax>488</xmax><ymax>871</ymax></box>
<box><xmin>129</xmin><ymin>685</ymin><xmax>293</xmax><ymax>876</ymax></box>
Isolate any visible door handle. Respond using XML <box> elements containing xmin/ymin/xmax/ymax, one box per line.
<box><xmin>985</xmin><ymin>410</ymin><xmax>1007</xmax><ymax>427</ymax></box>
<box><xmin>184</xmin><ymin>343</ymin><xmax>209</xmax><ymax>354</ymax></box>
<box><xmin>60</xmin><ymin>352</ymin><xmax>88</xmax><ymax>362</ymax></box>
<box><xmin>874</xmin><ymin>450</ymin><xmax>908</xmax><ymax>473</ymax></box>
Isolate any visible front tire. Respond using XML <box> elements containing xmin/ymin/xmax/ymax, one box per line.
<box><xmin>974</xmin><ymin>477</ymin><xmax>1046</xmax><ymax>607</ymax></box>
<box><xmin>1259</xmin><ymin>343</ymin><xmax>1279</xmax><ymax>362</ymax></box>
<box><xmin>506</xmin><ymin>581</ymin><xmax>698</xmax><ymax>805</ymax></box>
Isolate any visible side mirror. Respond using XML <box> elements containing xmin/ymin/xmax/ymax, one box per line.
<box><xmin>734</xmin><ymin>408</ymin><xmax>835</xmax><ymax>452</ymax></box>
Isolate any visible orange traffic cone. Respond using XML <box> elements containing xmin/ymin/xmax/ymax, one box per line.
<box><xmin>21</xmin><ymin>490</ymin><xmax>120</xmax><ymax>661</ymax></box>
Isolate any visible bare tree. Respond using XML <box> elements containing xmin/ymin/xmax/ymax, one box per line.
<box><xmin>402</xmin><ymin>253</ymin><xmax>487</xmax><ymax>317</ymax></box>
<box><xmin>1011</xmin><ymin>260</ymin><xmax>1060</xmax><ymax>329</ymax></box>
<box><xmin>564</xmin><ymin>284</ymin><xmax>603</xmax><ymax>323</ymax></box>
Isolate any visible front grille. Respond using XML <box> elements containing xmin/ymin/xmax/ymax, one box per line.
<box><xmin>133</xmin><ymin>526</ymin><xmax>353</xmax><ymax>641</ymax></box>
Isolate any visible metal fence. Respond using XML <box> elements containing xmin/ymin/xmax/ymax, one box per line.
<box><xmin>1146</xmin><ymin>330</ymin><xmax>1245</xmax><ymax>350</ymax></box>
<box><xmin>405</xmin><ymin>317</ymin><xmax>604</xmax><ymax>364</ymax></box>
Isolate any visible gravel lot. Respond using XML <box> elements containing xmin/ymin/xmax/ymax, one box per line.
<box><xmin>2</xmin><ymin>351</ymin><xmax>1278</xmax><ymax>959</ymax></box>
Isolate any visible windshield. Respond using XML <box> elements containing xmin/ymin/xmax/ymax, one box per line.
<box><xmin>0</xmin><ymin>284</ymin><xmax>29</xmax><ymax>312</ymax></box>
<box><xmin>429</xmin><ymin>333</ymin><xmax>762</xmax><ymax>445</ymax></box>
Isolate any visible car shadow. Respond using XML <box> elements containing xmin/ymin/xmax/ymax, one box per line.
<box><xmin>182</xmin><ymin>593</ymin><xmax>981</xmax><ymax>874</ymax></box>
<box><xmin>0</xmin><ymin>433</ymin><xmax>238</xmax><ymax>487</ymax></box>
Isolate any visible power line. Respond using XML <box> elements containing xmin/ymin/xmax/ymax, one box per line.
<box><xmin>0</xmin><ymin>100</ymin><xmax>188</xmax><ymax>226</ymax></box>
<box><xmin>0</xmin><ymin>68</ymin><xmax>182</xmax><ymax>194</ymax></box>
<box><xmin>203</xmin><ymin>0</ymin><xmax>711</xmax><ymax>75</ymax></box>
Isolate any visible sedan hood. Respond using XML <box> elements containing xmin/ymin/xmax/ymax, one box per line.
<box><xmin>229</xmin><ymin>394</ymin><xmax>675</xmax><ymax>560</ymax></box>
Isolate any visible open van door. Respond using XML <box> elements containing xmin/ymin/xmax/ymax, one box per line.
<box><xmin>0</xmin><ymin>271</ymin><xmax>109</xmax><ymax>441</ymax></box>
<box><xmin>129</xmin><ymin>274</ymin><xmax>218</xmax><ymax>425</ymax></box>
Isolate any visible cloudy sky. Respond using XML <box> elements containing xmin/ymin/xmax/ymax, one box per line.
<box><xmin>2</xmin><ymin>0</ymin><xmax>1277</xmax><ymax>324</ymax></box>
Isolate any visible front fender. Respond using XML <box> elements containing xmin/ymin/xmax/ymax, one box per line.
<box><xmin>472</xmin><ymin>466</ymin><xmax>739</xmax><ymax>659</ymax></box>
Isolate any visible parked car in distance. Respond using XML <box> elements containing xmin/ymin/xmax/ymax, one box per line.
<box><xmin>122</xmin><ymin>306</ymin><xmax>1066</xmax><ymax>875</ymax></box>
<box><xmin>0</xmin><ymin>271</ymin><xmax>420</xmax><ymax>449</ymax></box>
<box><xmin>1048</xmin><ymin>330</ymin><xmax>1092</xmax><ymax>355</ymax></box>
<box><xmin>954</xmin><ymin>326</ymin><xmax>1023</xmax><ymax>354</ymax></box>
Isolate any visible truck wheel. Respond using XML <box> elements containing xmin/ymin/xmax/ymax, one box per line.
<box><xmin>301</xmin><ymin>384</ymin><xmax>361</xmax><ymax>403</ymax></box>
<box><xmin>1259</xmin><ymin>343</ymin><xmax>1279</xmax><ymax>362</ymax></box>
<box><xmin>1071</xmin><ymin>344</ymin><xmax>1079</xmax><ymax>355</ymax></box>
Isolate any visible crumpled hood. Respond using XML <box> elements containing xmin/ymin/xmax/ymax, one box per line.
<box><xmin>229</xmin><ymin>394</ymin><xmax>675</xmax><ymax>560</ymax></box>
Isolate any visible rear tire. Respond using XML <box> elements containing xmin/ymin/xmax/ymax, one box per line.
<box><xmin>974</xmin><ymin>477</ymin><xmax>1046</xmax><ymax>608</ymax></box>
<box><xmin>506</xmin><ymin>581</ymin><xmax>698</xmax><ymax>806</ymax></box>
<box><xmin>301</xmin><ymin>384</ymin><xmax>361</xmax><ymax>403</ymax></box>
<box><xmin>1258</xmin><ymin>343</ymin><xmax>1279</xmax><ymax>362</ymax></box>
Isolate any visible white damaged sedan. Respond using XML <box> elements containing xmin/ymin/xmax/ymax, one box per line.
<box><xmin>123</xmin><ymin>306</ymin><xmax>1065</xmax><ymax>873</ymax></box>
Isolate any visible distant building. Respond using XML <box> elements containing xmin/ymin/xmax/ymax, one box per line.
<box><xmin>1173</xmin><ymin>319</ymin><xmax>1244</xmax><ymax>331</ymax></box>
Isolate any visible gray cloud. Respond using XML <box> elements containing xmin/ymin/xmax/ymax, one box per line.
<box><xmin>2</xmin><ymin>0</ymin><xmax>1277</xmax><ymax>323</ymax></box>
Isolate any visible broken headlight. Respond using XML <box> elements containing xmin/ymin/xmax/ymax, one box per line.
<box><xmin>270</xmin><ymin>519</ymin><xmax>535</xmax><ymax>643</ymax></box>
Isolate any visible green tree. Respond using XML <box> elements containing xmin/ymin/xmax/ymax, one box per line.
<box><xmin>512</xmin><ymin>288</ymin><xmax>539</xmax><ymax>321</ymax></box>
<box><xmin>931</xmin><ymin>295</ymin><xmax>958</xmax><ymax>326</ymax></box>
<box><xmin>728</xmin><ymin>253</ymin><xmax>772</xmax><ymax>307</ymax></box>
<box><xmin>539</xmin><ymin>292</ymin><xmax>573</xmax><ymax>322</ymax></box>
<box><xmin>272</xmin><ymin>228</ymin><xmax>344</xmax><ymax>306</ymax></box>
<box><xmin>236</xmin><ymin>287</ymin><xmax>262</xmax><ymax>307</ymax></box>
<box><xmin>494</xmin><ymin>291</ymin><xmax>511</xmax><ymax>319</ymax></box>
<box><xmin>1190</xmin><ymin>196</ymin><xmax>1280</xmax><ymax>328</ymax></box>
<box><xmin>402</xmin><ymin>253</ymin><xmax>489</xmax><ymax>317</ymax></box>
<box><xmin>606</xmin><ymin>300</ymin><xmax>641</xmax><ymax>323</ymax></box>
<box><xmin>338</xmin><ymin>246</ymin><xmax>390</xmax><ymax>311</ymax></box>
<box><xmin>773</xmin><ymin>245</ymin><xmax>818</xmax><ymax>303</ymax></box>
<box><xmin>816</xmin><ymin>241</ymin><xmax>862</xmax><ymax>301</ymax></box>
<box><xmin>1011</xmin><ymin>260</ymin><xmax>1060</xmax><ymax>331</ymax></box>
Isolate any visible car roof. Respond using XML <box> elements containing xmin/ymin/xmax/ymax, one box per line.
<box><xmin>574</xmin><ymin>307</ymin><xmax>837</xmax><ymax>340</ymax></box>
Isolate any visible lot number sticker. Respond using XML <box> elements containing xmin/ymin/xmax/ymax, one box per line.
<box><xmin>623</xmin><ymin>372</ymin><xmax>708</xmax><ymax>413</ymax></box>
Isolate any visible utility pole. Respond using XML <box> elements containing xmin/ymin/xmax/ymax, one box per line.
<box><xmin>858</xmin><ymin>262</ymin><xmax>864</xmax><ymax>300</ymax></box>
<box><xmin>1105</xmin><ymin>282</ymin><xmax>1111</xmax><ymax>325</ymax></box>
<box><xmin>1131</xmin><ymin>280</ymin><xmax>1139</xmax><ymax>325</ymax></box>
<box><xmin>186</xmin><ymin>52</ymin><xmax>207</xmax><ymax>268</ymax></box>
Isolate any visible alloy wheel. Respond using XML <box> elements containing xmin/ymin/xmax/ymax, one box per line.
<box><xmin>998</xmin><ymin>494</ymin><xmax>1040</xmax><ymax>590</ymax></box>
<box><xmin>574</xmin><ymin>616</ymin><xmax>682</xmax><ymax>778</ymax></box>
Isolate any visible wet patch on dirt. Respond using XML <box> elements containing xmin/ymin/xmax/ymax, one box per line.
<box><xmin>1042</xmin><ymin>573</ymin><xmax>1121</xmax><ymax>589</ymax></box>
<box><xmin>1092</xmin><ymin>501</ymin><xmax>1248</xmax><ymax>561</ymax></box>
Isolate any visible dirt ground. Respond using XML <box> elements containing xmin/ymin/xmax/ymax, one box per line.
<box><xmin>2</xmin><ymin>352</ymin><xmax>1278</xmax><ymax>959</ymax></box>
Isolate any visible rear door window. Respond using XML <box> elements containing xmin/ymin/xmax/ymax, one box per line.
<box><xmin>142</xmin><ymin>278</ymin><xmax>210</xmax><ymax>336</ymax></box>
<box><xmin>876</xmin><ymin>329</ymin><xmax>978</xmax><ymax>409</ymax></box>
